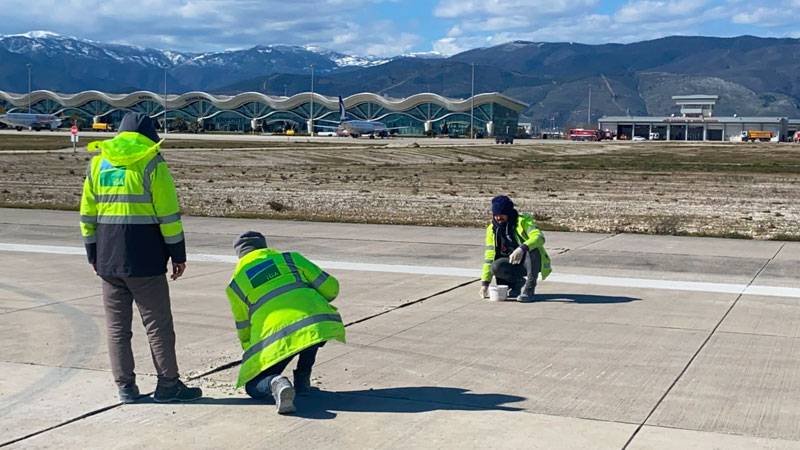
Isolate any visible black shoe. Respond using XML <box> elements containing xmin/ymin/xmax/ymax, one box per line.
<box><xmin>153</xmin><ymin>380</ymin><xmax>203</xmax><ymax>403</ymax></box>
<box><xmin>517</xmin><ymin>285</ymin><xmax>536</xmax><ymax>303</ymax></box>
<box><xmin>507</xmin><ymin>286</ymin><xmax>521</xmax><ymax>299</ymax></box>
<box><xmin>118</xmin><ymin>384</ymin><xmax>142</xmax><ymax>404</ymax></box>
<box><xmin>293</xmin><ymin>370</ymin><xmax>312</xmax><ymax>395</ymax></box>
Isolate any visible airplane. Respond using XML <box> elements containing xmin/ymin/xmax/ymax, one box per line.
<box><xmin>317</xmin><ymin>97</ymin><xmax>401</xmax><ymax>138</ymax></box>
<box><xmin>0</xmin><ymin>112</ymin><xmax>62</xmax><ymax>131</ymax></box>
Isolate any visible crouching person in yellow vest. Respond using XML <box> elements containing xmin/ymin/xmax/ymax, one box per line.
<box><xmin>479</xmin><ymin>195</ymin><xmax>552</xmax><ymax>302</ymax></box>
<box><xmin>226</xmin><ymin>231</ymin><xmax>346</xmax><ymax>414</ymax></box>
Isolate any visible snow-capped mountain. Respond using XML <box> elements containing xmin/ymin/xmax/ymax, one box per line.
<box><xmin>0</xmin><ymin>31</ymin><xmax>392</xmax><ymax>93</ymax></box>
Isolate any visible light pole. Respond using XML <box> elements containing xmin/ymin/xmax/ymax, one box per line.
<box><xmin>470</xmin><ymin>63</ymin><xmax>475</xmax><ymax>139</ymax></box>
<box><xmin>26</xmin><ymin>64</ymin><xmax>32</xmax><ymax>113</ymax></box>
<box><xmin>163</xmin><ymin>69</ymin><xmax>168</xmax><ymax>136</ymax></box>
<box><xmin>309</xmin><ymin>64</ymin><xmax>315</xmax><ymax>135</ymax></box>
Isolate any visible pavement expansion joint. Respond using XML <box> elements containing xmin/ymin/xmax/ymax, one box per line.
<box><xmin>620</xmin><ymin>242</ymin><xmax>787</xmax><ymax>449</ymax></box>
<box><xmin>0</xmin><ymin>402</ymin><xmax>123</xmax><ymax>448</ymax></box>
<box><xmin>2</xmin><ymin>360</ymin><xmax>110</xmax><ymax>374</ymax></box>
<box><xmin>0</xmin><ymin>278</ymin><xmax>478</xmax><ymax>447</ymax></box>
<box><xmin>0</xmin><ymin>293</ymin><xmax>101</xmax><ymax>315</ymax></box>
<box><xmin>565</xmin><ymin>232</ymin><xmax>621</xmax><ymax>253</ymax></box>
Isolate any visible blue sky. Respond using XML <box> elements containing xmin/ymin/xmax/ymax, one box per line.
<box><xmin>0</xmin><ymin>0</ymin><xmax>797</xmax><ymax>56</ymax></box>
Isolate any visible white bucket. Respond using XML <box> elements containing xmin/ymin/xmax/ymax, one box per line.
<box><xmin>488</xmin><ymin>285</ymin><xmax>508</xmax><ymax>301</ymax></box>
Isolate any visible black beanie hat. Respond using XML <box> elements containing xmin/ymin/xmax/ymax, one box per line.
<box><xmin>491</xmin><ymin>195</ymin><xmax>515</xmax><ymax>215</ymax></box>
<box><xmin>233</xmin><ymin>231</ymin><xmax>267</xmax><ymax>258</ymax></box>
<box><xmin>118</xmin><ymin>112</ymin><xmax>160</xmax><ymax>143</ymax></box>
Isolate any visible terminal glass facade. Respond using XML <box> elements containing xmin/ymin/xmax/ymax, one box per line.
<box><xmin>0</xmin><ymin>91</ymin><xmax>525</xmax><ymax>137</ymax></box>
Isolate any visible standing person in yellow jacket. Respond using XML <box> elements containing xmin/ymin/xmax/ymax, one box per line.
<box><xmin>226</xmin><ymin>231</ymin><xmax>345</xmax><ymax>414</ymax></box>
<box><xmin>479</xmin><ymin>195</ymin><xmax>552</xmax><ymax>302</ymax></box>
<box><xmin>80</xmin><ymin>112</ymin><xmax>201</xmax><ymax>404</ymax></box>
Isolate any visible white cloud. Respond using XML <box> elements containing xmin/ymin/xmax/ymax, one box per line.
<box><xmin>429</xmin><ymin>0</ymin><xmax>791</xmax><ymax>55</ymax></box>
<box><xmin>732</xmin><ymin>6</ymin><xmax>792</xmax><ymax>26</ymax></box>
<box><xmin>434</xmin><ymin>0</ymin><xmax>597</xmax><ymax>19</ymax></box>
<box><xmin>615</xmin><ymin>0</ymin><xmax>708</xmax><ymax>24</ymax></box>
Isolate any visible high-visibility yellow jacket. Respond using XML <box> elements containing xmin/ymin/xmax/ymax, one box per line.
<box><xmin>226</xmin><ymin>248</ymin><xmax>346</xmax><ymax>387</ymax></box>
<box><xmin>79</xmin><ymin>132</ymin><xmax>185</xmax><ymax>276</ymax></box>
<box><xmin>482</xmin><ymin>213</ymin><xmax>552</xmax><ymax>283</ymax></box>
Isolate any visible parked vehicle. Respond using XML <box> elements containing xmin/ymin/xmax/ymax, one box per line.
<box><xmin>91</xmin><ymin>122</ymin><xmax>113</xmax><ymax>132</ymax></box>
<box><xmin>495</xmin><ymin>133</ymin><xmax>514</xmax><ymax>144</ymax></box>
<box><xmin>741</xmin><ymin>130</ymin><xmax>773</xmax><ymax>142</ymax></box>
<box><xmin>568</xmin><ymin>128</ymin><xmax>600</xmax><ymax>141</ymax></box>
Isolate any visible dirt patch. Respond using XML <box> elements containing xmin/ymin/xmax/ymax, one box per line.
<box><xmin>1</xmin><ymin>138</ymin><xmax>799</xmax><ymax>240</ymax></box>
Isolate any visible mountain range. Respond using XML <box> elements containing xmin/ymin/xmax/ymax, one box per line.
<box><xmin>2</xmin><ymin>31</ymin><xmax>800</xmax><ymax>126</ymax></box>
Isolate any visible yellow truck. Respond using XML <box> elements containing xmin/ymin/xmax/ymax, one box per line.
<box><xmin>91</xmin><ymin>122</ymin><xmax>113</xmax><ymax>132</ymax></box>
<box><xmin>741</xmin><ymin>130</ymin><xmax>773</xmax><ymax>142</ymax></box>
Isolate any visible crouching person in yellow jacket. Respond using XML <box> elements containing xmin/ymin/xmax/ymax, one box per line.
<box><xmin>225</xmin><ymin>231</ymin><xmax>346</xmax><ymax>414</ymax></box>
<box><xmin>479</xmin><ymin>195</ymin><xmax>552</xmax><ymax>302</ymax></box>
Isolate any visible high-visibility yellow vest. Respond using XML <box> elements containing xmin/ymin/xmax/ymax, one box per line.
<box><xmin>482</xmin><ymin>213</ymin><xmax>552</xmax><ymax>283</ymax></box>
<box><xmin>226</xmin><ymin>248</ymin><xmax>345</xmax><ymax>387</ymax></box>
<box><xmin>79</xmin><ymin>132</ymin><xmax>184</xmax><ymax>246</ymax></box>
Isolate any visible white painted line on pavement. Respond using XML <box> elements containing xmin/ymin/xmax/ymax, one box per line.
<box><xmin>1</xmin><ymin>242</ymin><xmax>799</xmax><ymax>299</ymax></box>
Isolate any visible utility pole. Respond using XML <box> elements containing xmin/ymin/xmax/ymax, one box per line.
<box><xmin>470</xmin><ymin>63</ymin><xmax>475</xmax><ymax>139</ymax></box>
<box><xmin>26</xmin><ymin>64</ymin><xmax>32</xmax><ymax>113</ymax></box>
<box><xmin>163</xmin><ymin>69</ymin><xmax>168</xmax><ymax>136</ymax></box>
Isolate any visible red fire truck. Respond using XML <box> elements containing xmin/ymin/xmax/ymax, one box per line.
<box><xmin>568</xmin><ymin>128</ymin><xmax>600</xmax><ymax>141</ymax></box>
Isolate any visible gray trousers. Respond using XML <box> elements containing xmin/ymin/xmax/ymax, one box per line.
<box><xmin>101</xmin><ymin>275</ymin><xmax>180</xmax><ymax>387</ymax></box>
<box><xmin>491</xmin><ymin>248</ymin><xmax>541</xmax><ymax>289</ymax></box>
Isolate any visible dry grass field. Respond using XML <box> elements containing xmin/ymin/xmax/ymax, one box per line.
<box><xmin>1</xmin><ymin>135</ymin><xmax>798</xmax><ymax>240</ymax></box>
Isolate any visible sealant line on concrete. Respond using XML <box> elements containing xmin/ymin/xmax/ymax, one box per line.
<box><xmin>0</xmin><ymin>293</ymin><xmax>100</xmax><ymax>315</ymax></box>
<box><xmin>620</xmin><ymin>243</ymin><xmax>786</xmax><ymax>450</ymax></box>
<box><xmin>0</xmin><ymin>403</ymin><xmax>123</xmax><ymax>448</ymax></box>
<box><xmin>1</xmin><ymin>360</ymin><xmax>110</xmax><ymax>374</ymax></box>
<box><xmin>187</xmin><ymin>278</ymin><xmax>480</xmax><ymax>381</ymax></box>
<box><xmin>0</xmin><ymin>277</ymin><xmax>479</xmax><ymax>447</ymax></box>
<box><xmin>558</xmin><ymin>232</ymin><xmax>620</xmax><ymax>255</ymax></box>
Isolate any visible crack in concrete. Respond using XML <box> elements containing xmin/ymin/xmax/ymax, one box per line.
<box><xmin>620</xmin><ymin>242</ymin><xmax>787</xmax><ymax>450</ymax></box>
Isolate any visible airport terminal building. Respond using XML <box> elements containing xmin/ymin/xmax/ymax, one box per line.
<box><xmin>599</xmin><ymin>95</ymin><xmax>799</xmax><ymax>141</ymax></box>
<box><xmin>0</xmin><ymin>90</ymin><xmax>526</xmax><ymax>137</ymax></box>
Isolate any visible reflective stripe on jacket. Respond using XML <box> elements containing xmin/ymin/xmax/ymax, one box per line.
<box><xmin>225</xmin><ymin>248</ymin><xmax>346</xmax><ymax>387</ymax></box>
<box><xmin>482</xmin><ymin>213</ymin><xmax>552</xmax><ymax>283</ymax></box>
<box><xmin>80</xmin><ymin>132</ymin><xmax>185</xmax><ymax>276</ymax></box>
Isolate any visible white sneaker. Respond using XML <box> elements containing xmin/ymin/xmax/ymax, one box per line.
<box><xmin>270</xmin><ymin>376</ymin><xmax>296</xmax><ymax>414</ymax></box>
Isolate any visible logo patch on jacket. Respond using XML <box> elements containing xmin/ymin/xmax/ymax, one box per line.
<box><xmin>99</xmin><ymin>168</ymin><xmax>127</xmax><ymax>187</ymax></box>
<box><xmin>246</xmin><ymin>259</ymin><xmax>281</xmax><ymax>288</ymax></box>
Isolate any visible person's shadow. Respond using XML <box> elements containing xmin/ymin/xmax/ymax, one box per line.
<box><xmin>530</xmin><ymin>293</ymin><xmax>639</xmax><ymax>304</ymax></box>
<box><xmin>193</xmin><ymin>386</ymin><xmax>526</xmax><ymax>420</ymax></box>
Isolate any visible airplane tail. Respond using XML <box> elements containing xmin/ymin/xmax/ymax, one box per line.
<box><xmin>339</xmin><ymin>96</ymin><xmax>346</xmax><ymax>121</ymax></box>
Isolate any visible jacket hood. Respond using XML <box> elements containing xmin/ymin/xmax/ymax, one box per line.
<box><xmin>87</xmin><ymin>132</ymin><xmax>162</xmax><ymax>166</ymax></box>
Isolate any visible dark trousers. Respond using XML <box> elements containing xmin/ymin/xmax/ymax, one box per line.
<box><xmin>491</xmin><ymin>248</ymin><xmax>542</xmax><ymax>290</ymax></box>
<box><xmin>101</xmin><ymin>275</ymin><xmax>180</xmax><ymax>388</ymax></box>
<box><xmin>245</xmin><ymin>344</ymin><xmax>322</xmax><ymax>399</ymax></box>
